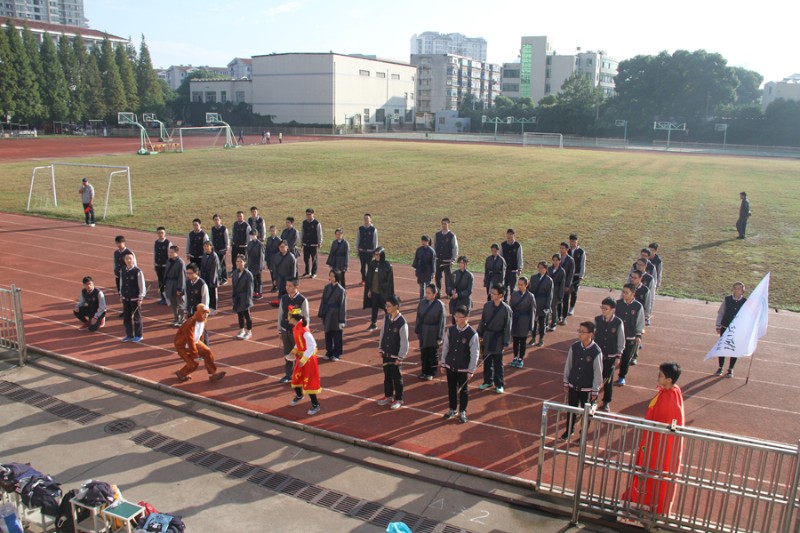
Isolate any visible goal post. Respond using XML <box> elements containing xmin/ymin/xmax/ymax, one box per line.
<box><xmin>27</xmin><ymin>162</ymin><xmax>133</xmax><ymax>221</ymax></box>
<box><xmin>178</xmin><ymin>125</ymin><xmax>235</xmax><ymax>152</ymax></box>
<box><xmin>522</xmin><ymin>132</ymin><xmax>564</xmax><ymax>148</ymax></box>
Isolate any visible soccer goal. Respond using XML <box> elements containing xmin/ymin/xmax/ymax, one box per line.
<box><xmin>177</xmin><ymin>125</ymin><xmax>235</xmax><ymax>152</ymax></box>
<box><xmin>27</xmin><ymin>162</ymin><xmax>133</xmax><ymax>221</ymax></box>
<box><xmin>522</xmin><ymin>132</ymin><xmax>564</xmax><ymax>148</ymax></box>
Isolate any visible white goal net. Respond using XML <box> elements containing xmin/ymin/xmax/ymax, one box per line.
<box><xmin>176</xmin><ymin>126</ymin><xmax>236</xmax><ymax>152</ymax></box>
<box><xmin>27</xmin><ymin>162</ymin><xmax>133</xmax><ymax>221</ymax></box>
<box><xmin>522</xmin><ymin>132</ymin><xmax>564</xmax><ymax>148</ymax></box>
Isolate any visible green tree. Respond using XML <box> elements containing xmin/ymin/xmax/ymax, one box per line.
<box><xmin>39</xmin><ymin>33</ymin><xmax>69</xmax><ymax>122</ymax></box>
<box><xmin>136</xmin><ymin>36</ymin><xmax>165</xmax><ymax>115</ymax></box>
<box><xmin>21</xmin><ymin>25</ymin><xmax>45</xmax><ymax>122</ymax></box>
<box><xmin>172</xmin><ymin>69</ymin><xmax>226</xmax><ymax>122</ymax></box>
<box><xmin>731</xmin><ymin>67</ymin><xmax>764</xmax><ymax>105</ymax></box>
<box><xmin>5</xmin><ymin>20</ymin><xmax>40</xmax><ymax>123</ymax></box>
<box><xmin>761</xmin><ymin>99</ymin><xmax>800</xmax><ymax>146</ymax></box>
<box><xmin>98</xmin><ymin>37</ymin><xmax>126</xmax><ymax>119</ymax></box>
<box><xmin>58</xmin><ymin>34</ymin><xmax>84</xmax><ymax>123</ymax></box>
<box><xmin>549</xmin><ymin>73</ymin><xmax>604</xmax><ymax>134</ymax></box>
<box><xmin>69</xmin><ymin>34</ymin><xmax>90</xmax><ymax>123</ymax></box>
<box><xmin>83</xmin><ymin>50</ymin><xmax>106</xmax><ymax>120</ymax></box>
<box><xmin>0</xmin><ymin>23</ymin><xmax>18</xmax><ymax>123</ymax></box>
<box><xmin>116</xmin><ymin>43</ymin><xmax>139</xmax><ymax>112</ymax></box>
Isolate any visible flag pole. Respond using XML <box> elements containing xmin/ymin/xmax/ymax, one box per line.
<box><xmin>745</xmin><ymin>355</ymin><xmax>755</xmax><ymax>385</ymax></box>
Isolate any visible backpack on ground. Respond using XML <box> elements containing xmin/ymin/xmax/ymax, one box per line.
<box><xmin>135</xmin><ymin>513</ymin><xmax>185</xmax><ymax>533</ymax></box>
<box><xmin>55</xmin><ymin>488</ymin><xmax>87</xmax><ymax>533</ymax></box>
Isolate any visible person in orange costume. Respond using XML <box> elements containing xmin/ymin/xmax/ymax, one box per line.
<box><xmin>623</xmin><ymin>361</ymin><xmax>685</xmax><ymax>516</ymax></box>
<box><xmin>286</xmin><ymin>306</ymin><xmax>322</xmax><ymax>415</ymax></box>
<box><xmin>174</xmin><ymin>303</ymin><xmax>226</xmax><ymax>383</ymax></box>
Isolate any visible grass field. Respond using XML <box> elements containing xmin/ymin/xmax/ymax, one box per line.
<box><xmin>2</xmin><ymin>140</ymin><xmax>798</xmax><ymax>310</ymax></box>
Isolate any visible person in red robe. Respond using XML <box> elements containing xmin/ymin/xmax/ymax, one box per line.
<box><xmin>287</xmin><ymin>306</ymin><xmax>322</xmax><ymax>415</ymax></box>
<box><xmin>623</xmin><ymin>361</ymin><xmax>685</xmax><ymax>516</ymax></box>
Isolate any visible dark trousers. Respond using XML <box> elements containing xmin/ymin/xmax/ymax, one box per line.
<box><xmin>231</xmin><ymin>245</ymin><xmax>247</xmax><ymax>266</ymax></box>
<box><xmin>601</xmin><ymin>357</ymin><xmax>616</xmax><ymax>404</ymax></box>
<box><xmin>420</xmin><ymin>346</ymin><xmax>438</xmax><ymax>376</ymax></box>
<box><xmin>569</xmin><ymin>278</ymin><xmax>581</xmax><ymax>310</ymax></box>
<box><xmin>435</xmin><ymin>261</ymin><xmax>453</xmax><ymax>295</ymax></box>
<box><xmin>294</xmin><ymin>387</ymin><xmax>319</xmax><ymax>407</ymax></box>
<box><xmin>188</xmin><ymin>255</ymin><xmax>202</xmax><ymax>268</ymax></box>
<box><xmin>303</xmin><ymin>245</ymin><xmax>318</xmax><ymax>276</ymax></box>
<box><xmin>503</xmin><ymin>271</ymin><xmax>518</xmax><ymax>302</ymax></box>
<box><xmin>550</xmin><ymin>298</ymin><xmax>562</xmax><ymax>326</ymax></box>
<box><xmin>237</xmin><ymin>310</ymin><xmax>252</xmax><ymax>330</ymax></box>
<box><xmin>82</xmin><ymin>203</ymin><xmax>94</xmax><ymax>224</ymax></box>
<box><xmin>115</xmin><ymin>273</ymin><xmax>121</xmax><ymax>293</ymax></box>
<box><xmin>532</xmin><ymin>314</ymin><xmax>547</xmax><ymax>340</ymax></box>
<box><xmin>718</xmin><ymin>356</ymin><xmax>738</xmax><ymax>370</ymax></box>
<box><xmin>281</xmin><ymin>330</ymin><xmax>294</xmax><ymax>378</ymax></box>
<box><xmin>209</xmin><ymin>285</ymin><xmax>218</xmax><ymax>311</ymax></box>
<box><xmin>216</xmin><ymin>251</ymin><xmax>228</xmax><ymax>282</ymax></box>
<box><xmin>248</xmin><ymin>269</ymin><xmax>262</xmax><ymax>295</ymax></box>
<box><xmin>383</xmin><ymin>361</ymin><xmax>403</xmax><ymax>401</ymax></box>
<box><xmin>359</xmin><ymin>252</ymin><xmax>372</xmax><ymax>281</ymax></box>
<box><xmin>122</xmin><ymin>299</ymin><xmax>142</xmax><ymax>338</ymax></box>
<box><xmin>482</xmin><ymin>352</ymin><xmax>504</xmax><ymax>387</ymax></box>
<box><xmin>618</xmin><ymin>340</ymin><xmax>639</xmax><ymax>379</ymax></box>
<box><xmin>325</xmin><ymin>330</ymin><xmax>343</xmax><ymax>358</ymax></box>
<box><xmin>446</xmin><ymin>369</ymin><xmax>469</xmax><ymax>412</ymax></box>
<box><xmin>74</xmin><ymin>308</ymin><xmax>105</xmax><ymax>331</ymax></box>
<box><xmin>370</xmin><ymin>292</ymin><xmax>386</xmax><ymax>325</ymax></box>
<box><xmin>154</xmin><ymin>265</ymin><xmax>166</xmax><ymax>299</ymax></box>
<box><xmin>561</xmin><ymin>291</ymin><xmax>571</xmax><ymax>320</ymax></box>
<box><xmin>736</xmin><ymin>217</ymin><xmax>748</xmax><ymax>238</ymax></box>
<box><xmin>512</xmin><ymin>337</ymin><xmax>527</xmax><ymax>360</ymax></box>
<box><xmin>565</xmin><ymin>388</ymin><xmax>591</xmax><ymax>435</ymax></box>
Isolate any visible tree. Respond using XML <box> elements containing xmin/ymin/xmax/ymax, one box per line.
<box><xmin>69</xmin><ymin>34</ymin><xmax>90</xmax><ymax>123</ymax></box>
<box><xmin>116</xmin><ymin>43</ymin><xmax>138</xmax><ymax>112</ymax></box>
<box><xmin>761</xmin><ymin>99</ymin><xmax>800</xmax><ymax>146</ymax></box>
<box><xmin>5</xmin><ymin>20</ymin><xmax>40</xmax><ymax>123</ymax></box>
<box><xmin>172</xmin><ymin>69</ymin><xmax>226</xmax><ymax>122</ymax></box>
<box><xmin>545</xmin><ymin>73</ymin><xmax>604</xmax><ymax>134</ymax></box>
<box><xmin>98</xmin><ymin>37</ymin><xmax>126</xmax><ymax>119</ymax></box>
<box><xmin>0</xmin><ymin>23</ymin><xmax>17</xmax><ymax>123</ymax></box>
<box><xmin>21</xmin><ymin>25</ymin><xmax>45</xmax><ymax>122</ymax></box>
<box><xmin>732</xmin><ymin>67</ymin><xmax>764</xmax><ymax>105</ymax></box>
<box><xmin>82</xmin><ymin>51</ymin><xmax>106</xmax><ymax>120</ymax></box>
<box><xmin>39</xmin><ymin>33</ymin><xmax>69</xmax><ymax>122</ymax></box>
<box><xmin>136</xmin><ymin>36</ymin><xmax>164</xmax><ymax>115</ymax></box>
<box><xmin>58</xmin><ymin>34</ymin><xmax>84</xmax><ymax>123</ymax></box>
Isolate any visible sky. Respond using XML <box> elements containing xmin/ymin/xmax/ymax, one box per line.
<box><xmin>88</xmin><ymin>0</ymin><xmax>794</xmax><ymax>84</ymax></box>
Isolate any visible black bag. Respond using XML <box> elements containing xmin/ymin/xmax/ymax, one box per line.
<box><xmin>78</xmin><ymin>480</ymin><xmax>115</xmax><ymax>506</ymax></box>
<box><xmin>56</xmin><ymin>488</ymin><xmax>88</xmax><ymax>533</ymax></box>
<box><xmin>20</xmin><ymin>475</ymin><xmax>62</xmax><ymax>516</ymax></box>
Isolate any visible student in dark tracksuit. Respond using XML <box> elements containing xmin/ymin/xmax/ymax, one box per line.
<box><xmin>736</xmin><ymin>191</ymin><xmax>751</xmax><ymax>239</ymax></box>
<box><xmin>281</xmin><ymin>217</ymin><xmax>301</xmax><ymax>276</ymax></box>
<box><xmin>318</xmin><ymin>270</ymin><xmax>347</xmax><ymax>360</ymax></box>
<box><xmin>415</xmin><ymin>284</ymin><xmax>446</xmax><ymax>380</ymax></box>
<box><xmin>73</xmin><ymin>276</ymin><xmax>106</xmax><ymax>332</ymax></box>
<box><xmin>648</xmin><ymin>243</ymin><xmax>663</xmax><ymax>290</ymax></box>
<box><xmin>272</xmin><ymin>240</ymin><xmax>297</xmax><ymax>297</ymax></box>
<box><xmin>714</xmin><ymin>281</ymin><xmax>748</xmax><ymax>378</ymax></box>
<box><xmin>529</xmin><ymin>261</ymin><xmax>553</xmax><ymax>347</ymax></box>
<box><xmin>440</xmin><ymin>306</ymin><xmax>479</xmax><ymax>424</ymax></box>
<box><xmin>501</xmin><ymin>229</ymin><xmax>523</xmax><ymax>303</ymax></box>
<box><xmin>246</xmin><ymin>230</ymin><xmax>265</xmax><ymax>298</ymax></box>
<box><xmin>434</xmin><ymin>218</ymin><xmax>458</xmax><ymax>296</ymax></box>
<box><xmin>113</xmin><ymin>235</ymin><xmax>136</xmax><ymax>294</ymax></box>
<box><xmin>449</xmin><ymin>256</ymin><xmax>474</xmax><ymax>321</ymax></box>
<box><xmin>211</xmin><ymin>214</ymin><xmax>229</xmax><ymax>284</ymax></box>
<box><xmin>301</xmin><ymin>208</ymin><xmax>323</xmax><ymax>278</ymax></box>
<box><xmin>558</xmin><ymin>242</ymin><xmax>575</xmax><ymax>325</ymax></box>
<box><xmin>153</xmin><ymin>227</ymin><xmax>171</xmax><ymax>305</ymax></box>
<box><xmin>510</xmin><ymin>277</ymin><xmax>535</xmax><ymax>368</ymax></box>
<box><xmin>412</xmin><ymin>235</ymin><xmax>436</xmax><ymax>299</ymax></box>
<box><xmin>186</xmin><ymin>218</ymin><xmax>209</xmax><ymax>267</ymax></box>
<box><xmin>561</xmin><ymin>321</ymin><xmax>603</xmax><ymax>440</ymax></box>
<box><xmin>231</xmin><ymin>211</ymin><xmax>251</xmax><ymax>270</ymax></box>
<box><xmin>184</xmin><ymin>264</ymin><xmax>210</xmax><ymax>345</ymax></box>
<box><xmin>356</xmin><ymin>214</ymin><xmax>378</xmax><ymax>283</ymax></box>
<box><xmin>248</xmin><ymin>207</ymin><xmax>266</xmax><ymax>242</ymax></box>
<box><xmin>632</xmin><ymin>261</ymin><xmax>656</xmax><ymax>324</ymax></box>
<box><xmin>265</xmin><ymin>226</ymin><xmax>282</xmax><ymax>292</ymax></box>
<box><xmin>120</xmin><ymin>251</ymin><xmax>146</xmax><ymax>342</ymax></box>
<box><xmin>477</xmin><ymin>284</ymin><xmax>512</xmax><ymax>393</ymax></box>
<box><xmin>594</xmin><ymin>297</ymin><xmax>625</xmax><ymax>412</ymax></box>
<box><xmin>164</xmin><ymin>245</ymin><xmax>186</xmax><ymax>327</ymax></box>
<box><xmin>200</xmin><ymin>241</ymin><xmax>220</xmax><ymax>312</ymax></box>
<box><xmin>567</xmin><ymin>234</ymin><xmax>586</xmax><ymax>315</ymax></box>
<box><xmin>277</xmin><ymin>279</ymin><xmax>310</xmax><ymax>383</ymax></box>
<box><xmin>364</xmin><ymin>247</ymin><xmax>394</xmax><ymax>330</ymax></box>
<box><xmin>326</xmin><ymin>228</ymin><xmax>350</xmax><ymax>287</ymax></box>
<box><xmin>231</xmin><ymin>254</ymin><xmax>254</xmax><ymax>340</ymax></box>
<box><xmin>548</xmin><ymin>254</ymin><xmax>566</xmax><ymax>330</ymax></box>
<box><xmin>483</xmin><ymin>244</ymin><xmax>506</xmax><ymax>300</ymax></box>
<box><xmin>630</xmin><ymin>271</ymin><xmax>652</xmax><ymax>326</ymax></box>
<box><xmin>377</xmin><ymin>295</ymin><xmax>408</xmax><ymax>410</ymax></box>
<box><xmin>615</xmin><ymin>284</ymin><xmax>645</xmax><ymax>386</ymax></box>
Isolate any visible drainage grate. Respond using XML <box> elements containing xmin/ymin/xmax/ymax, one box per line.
<box><xmin>247</xmin><ymin>468</ymin><xmax>271</xmax><ymax>485</ymax></box>
<box><xmin>132</xmin><ymin>430</ymin><xmax>158</xmax><ymax>445</ymax></box>
<box><xmin>296</xmin><ymin>485</ymin><xmax>323</xmax><ymax>502</ymax></box>
<box><xmin>355</xmin><ymin>501</ymin><xmax>382</xmax><ymax>521</ymax></box>
<box><xmin>315</xmin><ymin>489</ymin><xmax>344</xmax><ymax>509</ymax></box>
<box><xmin>279</xmin><ymin>478</ymin><xmax>308</xmax><ymax>496</ymax></box>
<box><xmin>370</xmin><ymin>507</ymin><xmax>399</xmax><ymax>528</ymax></box>
<box><xmin>334</xmin><ymin>496</ymin><xmax>362</xmax><ymax>515</ymax></box>
<box><xmin>0</xmin><ymin>381</ymin><xmax>102</xmax><ymax>426</ymax></box>
<box><xmin>168</xmin><ymin>443</ymin><xmax>199</xmax><ymax>457</ymax></box>
<box><xmin>262</xmin><ymin>472</ymin><xmax>290</xmax><ymax>491</ymax></box>
<box><xmin>104</xmin><ymin>419</ymin><xmax>136</xmax><ymax>434</ymax></box>
<box><xmin>228</xmin><ymin>463</ymin><xmax>257</xmax><ymax>479</ymax></box>
<box><xmin>213</xmin><ymin>458</ymin><xmax>242</xmax><ymax>473</ymax></box>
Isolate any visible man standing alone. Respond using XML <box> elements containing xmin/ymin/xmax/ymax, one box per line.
<box><xmin>79</xmin><ymin>178</ymin><xmax>95</xmax><ymax>226</ymax></box>
<box><xmin>736</xmin><ymin>192</ymin><xmax>751</xmax><ymax>239</ymax></box>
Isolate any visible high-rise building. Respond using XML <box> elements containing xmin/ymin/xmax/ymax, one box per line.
<box><xmin>0</xmin><ymin>0</ymin><xmax>88</xmax><ymax>27</ymax></box>
<box><xmin>500</xmin><ymin>36</ymin><xmax>618</xmax><ymax>103</ymax></box>
<box><xmin>411</xmin><ymin>32</ymin><xmax>487</xmax><ymax>62</ymax></box>
<box><xmin>411</xmin><ymin>54</ymin><xmax>500</xmax><ymax>115</ymax></box>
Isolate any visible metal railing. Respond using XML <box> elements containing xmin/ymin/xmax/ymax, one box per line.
<box><xmin>538</xmin><ymin>401</ymin><xmax>800</xmax><ymax>532</ymax></box>
<box><xmin>0</xmin><ymin>284</ymin><xmax>26</xmax><ymax>365</ymax></box>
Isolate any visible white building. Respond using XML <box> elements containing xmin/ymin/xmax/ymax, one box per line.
<box><xmin>228</xmin><ymin>58</ymin><xmax>252</xmax><ymax>80</ymax></box>
<box><xmin>165</xmin><ymin>65</ymin><xmax>228</xmax><ymax>91</ymax></box>
<box><xmin>190</xmin><ymin>53</ymin><xmax>417</xmax><ymax>126</ymax></box>
<box><xmin>411</xmin><ymin>32</ymin><xmax>487</xmax><ymax>62</ymax></box>
<box><xmin>0</xmin><ymin>17</ymin><xmax>127</xmax><ymax>50</ymax></box>
<box><xmin>0</xmin><ymin>0</ymin><xmax>87</xmax><ymax>27</ymax></box>
<box><xmin>762</xmin><ymin>74</ymin><xmax>800</xmax><ymax>111</ymax></box>
<box><xmin>500</xmin><ymin>36</ymin><xmax>618</xmax><ymax>102</ymax></box>
<box><xmin>411</xmin><ymin>54</ymin><xmax>500</xmax><ymax>114</ymax></box>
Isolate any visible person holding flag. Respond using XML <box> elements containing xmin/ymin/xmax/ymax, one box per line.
<box><xmin>704</xmin><ymin>273</ymin><xmax>770</xmax><ymax>383</ymax></box>
<box><xmin>79</xmin><ymin>177</ymin><xmax>95</xmax><ymax>226</ymax></box>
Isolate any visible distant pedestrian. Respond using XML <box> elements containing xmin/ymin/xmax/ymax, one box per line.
<box><xmin>736</xmin><ymin>191</ymin><xmax>751</xmax><ymax>239</ymax></box>
<box><xmin>278</xmin><ymin>132</ymin><xmax>283</xmax><ymax>143</ymax></box>
<box><xmin>79</xmin><ymin>178</ymin><xmax>95</xmax><ymax>226</ymax></box>
<box><xmin>237</xmin><ymin>130</ymin><xmax>244</xmax><ymax>144</ymax></box>
<box><xmin>301</xmin><ymin>208</ymin><xmax>323</xmax><ymax>278</ymax></box>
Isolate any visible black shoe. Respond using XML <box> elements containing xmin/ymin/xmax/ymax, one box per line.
<box><xmin>458</xmin><ymin>411</ymin><xmax>468</xmax><ymax>423</ymax></box>
<box><xmin>536</xmin><ymin>339</ymin><xmax>544</xmax><ymax>347</ymax></box>
<box><xmin>367</xmin><ymin>323</ymin><xmax>377</xmax><ymax>331</ymax></box>
<box><xmin>714</xmin><ymin>367</ymin><xmax>724</xmax><ymax>376</ymax></box>
<box><xmin>559</xmin><ymin>430</ymin><xmax>572</xmax><ymax>441</ymax></box>
<box><xmin>279</xmin><ymin>376</ymin><xmax>291</xmax><ymax>383</ymax></box>
<box><xmin>443</xmin><ymin>409</ymin><xmax>455</xmax><ymax>420</ymax></box>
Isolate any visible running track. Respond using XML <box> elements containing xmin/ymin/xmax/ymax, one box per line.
<box><xmin>0</xmin><ymin>212</ymin><xmax>798</xmax><ymax>483</ymax></box>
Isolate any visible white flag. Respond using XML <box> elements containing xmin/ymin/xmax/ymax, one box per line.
<box><xmin>704</xmin><ymin>272</ymin><xmax>770</xmax><ymax>360</ymax></box>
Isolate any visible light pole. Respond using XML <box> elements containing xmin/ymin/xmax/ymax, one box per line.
<box><xmin>615</xmin><ymin>119</ymin><xmax>628</xmax><ymax>144</ymax></box>
<box><xmin>715</xmin><ymin>123</ymin><xmax>728</xmax><ymax>149</ymax></box>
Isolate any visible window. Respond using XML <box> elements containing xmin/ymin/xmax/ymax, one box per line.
<box><xmin>363</xmin><ymin>108</ymin><xmax>369</xmax><ymax>122</ymax></box>
<box><xmin>220</xmin><ymin>91</ymin><xmax>227</xmax><ymax>103</ymax></box>
<box><xmin>359</xmin><ymin>70</ymin><xmax>369</xmax><ymax>76</ymax></box>
<box><xmin>205</xmin><ymin>92</ymin><xmax>216</xmax><ymax>103</ymax></box>
<box><xmin>409</xmin><ymin>93</ymin><xmax>414</xmax><ymax>100</ymax></box>
<box><xmin>191</xmin><ymin>92</ymin><xmax>203</xmax><ymax>103</ymax></box>
<box><xmin>504</xmin><ymin>69</ymin><xmax>520</xmax><ymax>79</ymax></box>
<box><xmin>376</xmin><ymin>72</ymin><xmax>386</xmax><ymax>78</ymax></box>
<box><xmin>391</xmin><ymin>73</ymin><xmax>400</xmax><ymax>80</ymax></box>
<box><xmin>545</xmin><ymin>84</ymin><xmax>551</xmax><ymax>94</ymax></box>
<box><xmin>235</xmin><ymin>91</ymin><xmax>245</xmax><ymax>103</ymax></box>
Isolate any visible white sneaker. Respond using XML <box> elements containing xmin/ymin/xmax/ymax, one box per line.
<box><xmin>235</xmin><ymin>329</ymin><xmax>245</xmax><ymax>339</ymax></box>
<box><xmin>390</xmin><ymin>400</ymin><xmax>404</xmax><ymax>410</ymax></box>
<box><xmin>243</xmin><ymin>330</ymin><xmax>252</xmax><ymax>340</ymax></box>
<box><xmin>89</xmin><ymin>223</ymin><xmax>95</xmax><ymax>227</ymax></box>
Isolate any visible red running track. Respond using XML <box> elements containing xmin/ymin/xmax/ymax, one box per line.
<box><xmin>1</xmin><ymin>212</ymin><xmax>798</xmax><ymax>482</ymax></box>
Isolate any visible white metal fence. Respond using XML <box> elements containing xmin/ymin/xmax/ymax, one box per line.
<box><xmin>0</xmin><ymin>285</ymin><xmax>26</xmax><ymax>365</ymax></box>
<box><xmin>538</xmin><ymin>401</ymin><xmax>800</xmax><ymax>532</ymax></box>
